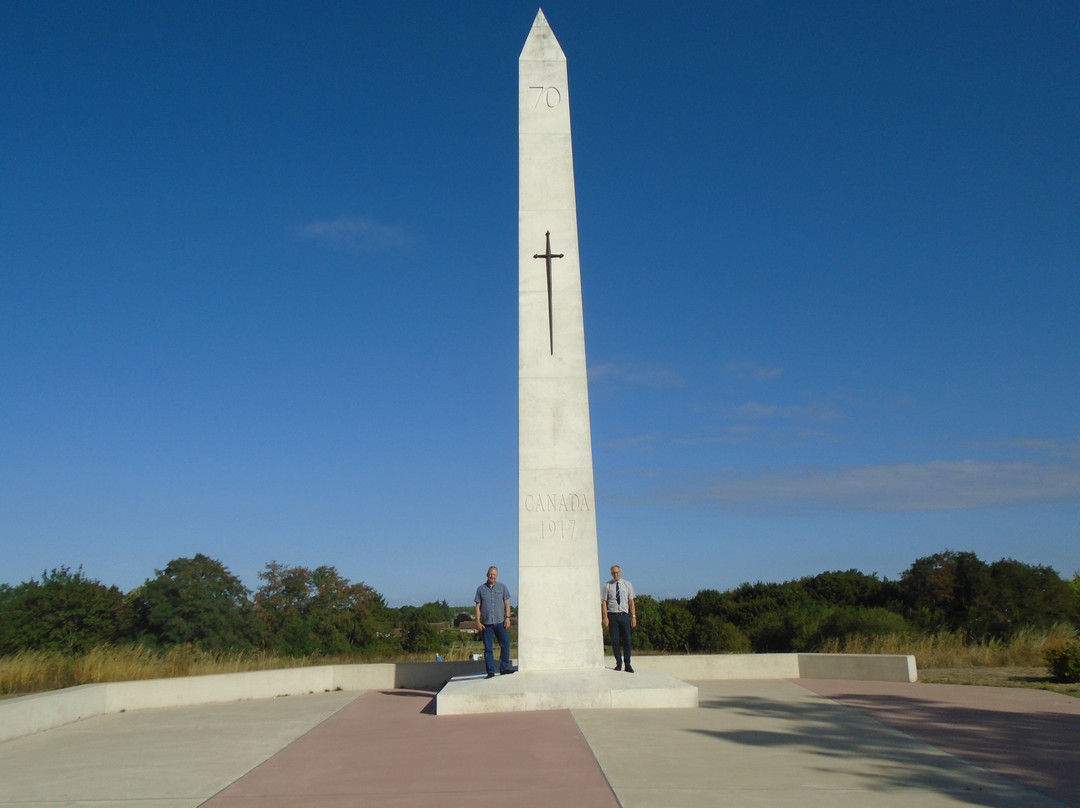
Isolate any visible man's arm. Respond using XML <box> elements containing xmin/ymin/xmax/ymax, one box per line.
<box><xmin>503</xmin><ymin>591</ymin><xmax>511</xmax><ymax>627</ymax></box>
<box><xmin>475</xmin><ymin>602</ymin><xmax>483</xmax><ymax>631</ymax></box>
<box><xmin>629</xmin><ymin>597</ymin><xmax>637</xmax><ymax>627</ymax></box>
<box><xmin>601</xmin><ymin>588</ymin><xmax>609</xmax><ymax>626</ymax></box>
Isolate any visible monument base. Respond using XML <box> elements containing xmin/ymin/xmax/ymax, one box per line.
<box><xmin>435</xmin><ymin>668</ymin><xmax>698</xmax><ymax>715</ymax></box>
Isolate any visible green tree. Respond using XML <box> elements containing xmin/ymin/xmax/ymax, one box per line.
<box><xmin>632</xmin><ymin>593</ymin><xmax>661</xmax><ymax>651</ymax></box>
<box><xmin>901</xmin><ymin>551</ymin><xmax>1076</xmax><ymax>640</ymax></box>
<box><xmin>0</xmin><ymin>567</ymin><xmax>132</xmax><ymax>654</ymax></box>
<box><xmin>805</xmin><ymin>606</ymin><xmax>910</xmax><ymax>649</ymax></box>
<box><xmin>746</xmin><ymin>601</ymin><xmax>831</xmax><ymax>652</ymax></box>
<box><xmin>688</xmin><ymin>588</ymin><xmax>738</xmax><ymax>623</ymax></box>
<box><xmin>398</xmin><ymin>600</ymin><xmax>453</xmax><ymax>625</ymax></box>
<box><xmin>801</xmin><ymin>569</ymin><xmax>895</xmax><ymax>609</ymax></box>
<box><xmin>1070</xmin><ymin>573</ymin><xmax>1080</xmax><ymax>625</ymax></box>
<box><xmin>900</xmin><ymin>550</ymin><xmax>1013</xmax><ymax>639</ymax></box>
<box><xmin>987</xmin><ymin>559</ymin><xmax>1073</xmax><ymax>635</ymax></box>
<box><xmin>255</xmin><ymin>562</ymin><xmax>388</xmax><ymax>655</ymax></box>
<box><xmin>724</xmin><ymin>580</ymin><xmax>810</xmax><ymax>628</ymax></box>
<box><xmin>653</xmin><ymin>600</ymin><xmax>696</xmax><ymax>652</ymax></box>
<box><xmin>132</xmin><ymin>555</ymin><xmax>261</xmax><ymax>651</ymax></box>
<box><xmin>692</xmin><ymin>616</ymin><xmax>751</xmax><ymax>653</ymax></box>
<box><xmin>714</xmin><ymin>579</ymin><xmax>825</xmax><ymax>651</ymax></box>
<box><xmin>401</xmin><ymin>614</ymin><xmax>442</xmax><ymax>653</ymax></box>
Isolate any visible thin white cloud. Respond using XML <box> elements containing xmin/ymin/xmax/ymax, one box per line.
<box><xmin>725</xmin><ymin>361</ymin><xmax>784</xmax><ymax>381</ymax></box>
<box><xmin>673</xmin><ymin>424</ymin><xmax>762</xmax><ymax>446</ymax></box>
<box><xmin>602</xmin><ymin>433</ymin><xmax>660</xmax><ymax>450</ymax></box>
<box><xmin>729</xmin><ymin>400</ymin><xmax>844</xmax><ymax>423</ymax></box>
<box><xmin>589</xmin><ymin>362</ymin><xmax>684</xmax><ymax>389</ymax></box>
<box><xmin>976</xmin><ymin>436</ymin><xmax>1080</xmax><ymax>461</ymax></box>
<box><xmin>631</xmin><ymin>460</ymin><xmax>1080</xmax><ymax>513</ymax></box>
<box><xmin>297</xmin><ymin>216</ymin><xmax>407</xmax><ymax>252</ymax></box>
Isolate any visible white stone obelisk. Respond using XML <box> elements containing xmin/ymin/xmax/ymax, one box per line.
<box><xmin>517</xmin><ymin>9</ymin><xmax>605</xmax><ymax>671</ymax></box>
<box><xmin>437</xmin><ymin>14</ymin><xmax>696</xmax><ymax>710</ymax></box>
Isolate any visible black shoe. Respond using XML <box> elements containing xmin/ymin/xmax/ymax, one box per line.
<box><xmin>501</xmin><ymin>669</ymin><xmax>515</xmax><ymax>675</ymax></box>
<box><xmin>486</xmin><ymin>673</ymin><xmax>495</xmax><ymax>679</ymax></box>
<box><xmin>614</xmin><ymin>664</ymin><xmax>622</xmax><ymax>671</ymax></box>
<box><xmin>625</xmin><ymin>665</ymin><xmax>634</xmax><ymax>673</ymax></box>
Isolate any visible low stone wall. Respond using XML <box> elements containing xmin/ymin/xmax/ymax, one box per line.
<box><xmin>1</xmin><ymin>684</ymin><xmax>108</xmax><ymax>745</ymax></box>
<box><xmin>0</xmin><ymin>653</ymin><xmax>915</xmax><ymax>743</ymax></box>
<box><xmin>797</xmin><ymin>652</ymin><xmax>917</xmax><ymax>683</ymax></box>
<box><xmin>632</xmin><ymin>653</ymin><xmax>801</xmax><ymax>679</ymax></box>
<box><xmin>630</xmin><ymin>652</ymin><xmax>915</xmax><ymax>683</ymax></box>
<box><xmin>0</xmin><ymin>660</ymin><xmax>484</xmax><ymax>744</ymax></box>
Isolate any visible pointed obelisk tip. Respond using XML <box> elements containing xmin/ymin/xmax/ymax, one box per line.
<box><xmin>521</xmin><ymin>7</ymin><xmax>563</xmax><ymax>59</ymax></box>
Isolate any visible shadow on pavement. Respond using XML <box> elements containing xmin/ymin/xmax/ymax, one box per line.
<box><xmin>797</xmin><ymin>681</ymin><xmax>1080</xmax><ymax>808</ymax></box>
<box><xmin>694</xmin><ymin>692</ymin><xmax>1038</xmax><ymax>807</ymax></box>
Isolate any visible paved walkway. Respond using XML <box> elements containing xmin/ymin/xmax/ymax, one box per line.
<box><xmin>1</xmin><ymin>679</ymin><xmax>1076</xmax><ymax>808</ymax></box>
<box><xmin>800</xmin><ymin>679</ymin><xmax>1080</xmax><ymax>808</ymax></box>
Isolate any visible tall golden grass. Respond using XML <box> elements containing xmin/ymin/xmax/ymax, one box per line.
<box><xmin>5</xmin><ymin>628</ymin><xmax>1073</xmax><ymax>698</ymax></box>
<box><xmin>0</xmin><ymin>646</ymin><xmax>306</xmax><ymax>697</ymax></box>
<box><xmin>0</xmin><ymin>639</ymin><xmax>487</xmax><ymax>697</ymax></box>
<box><xmin>815</xmin><ymin>623</ymin><xmax>1077</xmax><ymax>669</ymax></box>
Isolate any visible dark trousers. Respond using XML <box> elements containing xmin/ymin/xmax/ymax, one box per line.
<box><xmin>609</xmin><ymin>612</ymin><xmax>632</xmax><ymax>666</ymax></box>
<box><xmin>481</xmin><ymin>622</ymin><xmax>512</xmax><ymax>674</ymax></box>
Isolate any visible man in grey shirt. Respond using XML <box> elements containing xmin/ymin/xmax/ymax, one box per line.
<box><xmin>474</xmin><ymin>566</ymin><xmax>513</xmax><ymax>678</ymax></box>
<box><xmin>601</xmin><ymin>564</ymin><xmax>636</xmax><ymax>672</ymax></box>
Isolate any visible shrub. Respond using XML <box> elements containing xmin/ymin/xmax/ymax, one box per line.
<box><xmin>638</xmin><ymin>600</ymin><xmax>695</xmax><ymax>652</ymax></box>
<box><xmin>808</xmin><ymin>606</ymin><xmax>910</xmax><ymax>650</ymax></box>
<box><xmin>132</xmin><ymin>555</ymin><xmax>261</xmax><ymax>652</ymax></box>
<box><xmin>632</xmin><ymin>594</ymin><xmax>660</xmax><ymax>650</ymax></box>
<box><xmin>254</xmin><ymin>562</ymin><xmax>389</xmax><ymax>655</ymax></box>
<box><xmin>693</xmin><ymin>616</ymin><xmax>751</xmax><ymax>653</ymax></box>
<box><xmin>0</xmin><ymin>568</ymin><xmax>132</xmax><ymax>654</ymax></box>
<box><xmin>1046</xmin><ymin>641</ymin><xmax>1080</xmax><ymax>683</ymax></box>
<box><xmin>401</xmin><ymin>615</ymin><xmax>441</xmax><ymax>653</ymax></box>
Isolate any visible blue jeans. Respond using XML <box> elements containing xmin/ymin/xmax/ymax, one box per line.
<box><xmin>609</xmin><ymin>612</ymin><xmax>632</xmax><ymax>667</ymax></box>
<box><xmin>481</xmin><ymin>622</ymin><xmax>512</xmax><ymax>674</ymax></box>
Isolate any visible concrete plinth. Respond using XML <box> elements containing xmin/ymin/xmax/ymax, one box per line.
<box><xmin>435</xmin><ymin>669</ymin><xmax>698</xmax><ymax>715</ymax></box>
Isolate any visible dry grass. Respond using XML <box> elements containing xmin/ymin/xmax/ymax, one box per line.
<box><xmin>0</xmin><ymin>638</ymin><xmax>487</xmax><ymax>698</ymax></box>
<box><xmin>0</xmin><ymin>646</ymin><xmax>316</xmax><ymax>696</ymax></box>
<box><xmin>815</xmin><ymin>624</ymin><xmax>1080</xmax><ymax>698</ymax></box>
<box><xmin>918</xmin><ymin>666</ymin><xmax>1080</xmax><ymax>698</ymax></box>
<box><xmin>815</xmin><ymin>623</ymin><xmax>1077</xmax><ymax>669</ymax></box>
<box><xmin>6</xmin><ymin>630</ymin><xmax>1075</xmax><ymax>699</ymax></box>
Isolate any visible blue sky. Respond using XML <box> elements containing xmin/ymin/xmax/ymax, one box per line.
<box><xmin>2</xmin><ymin>2</ymin><xmax>1077</xmax><ymax>606</ymax></box>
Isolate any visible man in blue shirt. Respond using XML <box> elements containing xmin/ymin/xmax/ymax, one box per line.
<box><xmin>474</xmin><ymin>566</ymin><xmax>514</xmax><ymax>678</ymax></box>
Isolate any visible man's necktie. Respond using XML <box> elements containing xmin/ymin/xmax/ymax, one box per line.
<box><xmin>616</xmin><ymin>582</ymin><xmax>621</xmax><ymax>605</ymax></box>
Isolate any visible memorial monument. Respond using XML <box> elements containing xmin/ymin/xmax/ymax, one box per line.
<box><xmin>516</xmin><ymin>9</ymin><xmax>605</xmax><ymax>672</ymax></box>
<box><xmin>437</xmin><ymin>10</ymin><xmax>697</xmax><ymax>713</ymax></box>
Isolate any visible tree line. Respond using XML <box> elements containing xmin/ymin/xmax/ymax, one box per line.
<box><xmin>1</xmin><ymin>550</ymin><xmax>1077</xmax><ymax>658</ymax></box>
<box><xmin>0</xmin><ymin>555</ymin><xmax>453</xmax><ymax>657</ymax></box>
<box><xmin>634</xmin><ymin>551</ymin><xmax>1079</xmax><ymax>654</ymax></box>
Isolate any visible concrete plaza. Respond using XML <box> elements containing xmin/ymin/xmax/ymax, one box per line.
<box><xmin>1</xmin><ymin>677</ymin><xmax>1077</xmax><ymax>808</ymax></box>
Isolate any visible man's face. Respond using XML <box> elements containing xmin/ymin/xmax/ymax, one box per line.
<box><xmin>487</xmin><ymin>568</ymin><xmax>498</xmax><ymax>585</ymax></box>
<box><xmin>611</xmin><ymin>567</ymin><xmax>621</xmax><ymax>581</ymax></box>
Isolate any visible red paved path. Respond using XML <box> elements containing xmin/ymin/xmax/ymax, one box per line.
<box><xmin>194</xmin><ymin>681</ymin><xmax>1080</xmax><ymax>808</ymax></box>
<box><xmin>202</xmin><ymin>689</ymin><xmax>619</xmax><ymax>808</ymax></box>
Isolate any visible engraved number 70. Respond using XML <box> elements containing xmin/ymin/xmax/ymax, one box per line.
<box><xmin>530</xmin><ymin>85</ymin><xmax>562</xmax><ymax>108</ymax></box>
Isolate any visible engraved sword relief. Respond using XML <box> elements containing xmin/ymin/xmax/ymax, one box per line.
<box><xmin>533</xmin><ymin>231</ymin><xmax>563</xmax><ymax>355</ymax></box>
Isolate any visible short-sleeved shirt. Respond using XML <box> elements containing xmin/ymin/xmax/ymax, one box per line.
<box><xmin>475</xmin><ymin>581</ymin><xmax>511</xmax><ymax>625</ymax></box>
<box><xmin>602</xmin><ymin>578</ymin><xmax>635</xmax><ymax>614</ymax></box>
